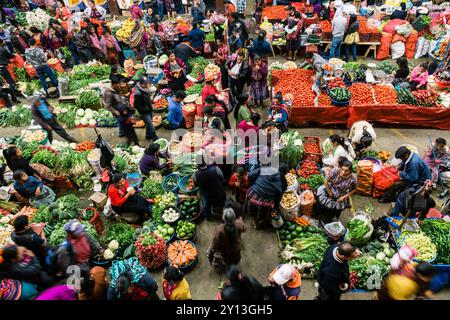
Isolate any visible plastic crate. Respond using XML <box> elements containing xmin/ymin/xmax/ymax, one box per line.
<box><xmin>303</xmin><ymin>136</ymin><xmax>323</xmax><ymax>163</ymax></box>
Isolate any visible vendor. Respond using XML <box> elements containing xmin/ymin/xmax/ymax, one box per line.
<box><xmin>191</xmin><ymin>0</ymin><xmax>206</xmax><ymax>24</ymax></box>
<box><xmin>139</xmin><ymin>143</ymin><xmax>171</xmax><ymax>176</ymax></box>
<box><xmin>107</xmin><ymin>257</ymin><xmax>159</xmax><ymax>300</ymax></box>
<box><xmin>162</xmin><ymin>266</ymin><xmax>192</xmax><ymax>300</ymax></box>
<box><xmin>394</xmin><ymin>57</ymin><xmax>410</xmax><ymax>85</ymax></box>
<box><xmin>245</xmin><ymin>163</ymin><xmax>284</xmax><ymax>229</ymax></box>
<box><xmin>250</xmin><ymin>55</ymin><xmax>269</xmax><ymax>108</ymax></box>
<box><xmin>285</xmin><ymin>12</ymin><xmax>303</xmax><ymax>62</ymax></box>
<box><xmin>348</xmin><ymin>121</ymin><xmax>377</xmax><ymax>157</ymax></box>
<box><xmin>378</xmin><ymin>146</ymin><xmax>432</xmax><ymax>203</ymax></box>
<box><xmin>268</xmin><ymin>92</ymin><xmax>289</xmax><ymax>133</ymax></box>
<box><xmin>390</xmin><ymin>181</ymin><xmax>436</xmax><ymax>219</ymax></box>
<box><xmin>233</xmin><ymin>93</ymin><xmax>252</xmax><ymax>125</ymax></box>
<box><xmin>322</xmin><ymin>134</ymin><xmax>356</xmax><ymax>168</ymax></box>
<box><xmin>130</xmin><ymin>0</ymin><xmax>143</xmax><ymax>20</ymax></box>
<box><xmin>164</xmin><ymin>52</ymin><xmax>187</xmax><ymax>93</ymax></box>
<box><xmin>3</xmin><ymin>146</ymin><xmax>40</xmax><ymax>180</ymax></box>
<box><xmin>201</xmin><ymin>74</ymin><xmax>220</xmax><ymax>104</ymax></box>
<box><xmin>107</xmin><ymin>173</ymin><xmax>152</xmax><ymax>220</ymax></box>
<box><xmin>315</xmin><ymin>160</ymin><xmax>357</xmax><ymax>222</ymax></box>
<box><xmin>11</xmin><ymin>170</ymin><xmax>56</xmax><ymax>207</ymax></box>
<box><xmin>410</xmin><ymin>63</ymin><xmax>429</xmax><ymax>91</ymax></box>
<box><xmin>174</xmin><ymin>40</ymin><xmax>198</xmax><ymax>65</ymax></box>
<box><xmin>166</xmin><ymin>90</ymin><xmax>186</xmax><ymax>129</ymax></box>
<box><xmin>203</xmin><ymin>95</ymin><xmax>230</xmax><ymax>130</ymax></box>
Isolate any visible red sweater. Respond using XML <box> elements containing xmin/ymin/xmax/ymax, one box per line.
<box><xmin>108</xmin><ymin>180</ymin><xmax>130</xmax><ymax>207</ymax></box>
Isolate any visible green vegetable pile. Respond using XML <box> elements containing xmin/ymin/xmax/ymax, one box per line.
<box><xmin>49</xmin><ymin>221</ymin><xmax>98</xmax><ymax>247</ymax></box>
<box><xmin>31</xmin><ymin>149</ymin><xmax>58</xmax><ymax>168</ymax></box>
<box><xmin>49</xmin><ymin>194</ymin><xmax>80</xmax><ymax>221</ymax></box>
<box><xmin>140</xmin><ymin>178</ymin><xmax>165</xmax><ymax>199</ymax></box>
<box><xmin>399</xmin><ymin>231</ymin><xmax>437</xmax><ymax>262</ymax></box>
<box><xmin>76</xmin><ymin>90</ymin><xmax>102</xmax><ymax>110</ymax></box>
<box><xmin>0</xmin><ymin>106</ymin><xmax>32</xmax><ymax>127</ymax></box>
<box><xmin>421</xmin><ymin>219</ymin><xmax>450</xmax><ymax>264</ymax></box>
<box><xmin>349</xmin><ymin>255</ymin><xmax>390</xmax><ymax>290</ymax></box>
<box><xmin>102</xmin><ymin>223</ymin><xmax>136</xmax><ymax>249</ymax></box>
<box><xmin>278</xmin><ymin>221</ymin><xmax>325</xmax><ymax>247</ymax></box>
<box><xmin>176</xmin><ymin>220</ymin><xmax>196</xmax><ymax>239</ymax></box>
<box><xmin>15</xmin><ymin>12</ymin><xmax>28</xmax><ymax>26</ymax></box>
<box><xmin>185</xmin><ymin>83</ymin><xmax>203</xmax><ymax>95</ymax></box>
<box><xmin>188</xmin><ymin>57</ymin><xmax>209</xmax><ymax>77</ymax></box>
<box><xmin>21</xmin><ymin>141</ymin><xmax>41</xmax><ymax>159</ymax></box>
<box><xmin>359</xmin><ymin>240</ymin><xmax>394</xmax><ymax>264</ymax></box>
<box><xmin>179</xmin><ymin>199</ymin><xmax>199</xmax><ymax>220</ymax></box>
<box><xmin>23</xmin><ymin>80</ymin><xmax>42</xmax><ymax>96</ymax></box>
<box><xmin>329</xmin><ymin>87</ymin><xmax>351</xmax><ymax>102</ymax></box>
<box><xmin>13</xmin><ymin>67</ymin><xmax>27</xmax><ymax>82</ymax></box>
<box><xmin>361</xmin><ymin>150</ymin><xmax>380</xmax><ymax>159</ymax></box>
<box><xmin>61</xmin><ymin>47</ymin><xmax>72</xmax><ymax>60</ymax></box>
<box><xmin>298</xmin><ymin>174</ymin><xmax>325</xmax><ymax>190</ymax></box>
<box><xmin>57</xmin><ymin>104</ymin><xmax>78</xmax><ymax>129</ymax></box>
<box><xmin>279</xmin><ymin>131</ymin><xmax>304</xmax><ymax>169</ymax></box>
<box><xmin>343</xmin><ymin>62</ymin><xmax>360</xmax><ymax>72</ymax></box>
<box><xmin>346</xmin><ymin>218</ymin><xmax>372</xmax><ymax>245</ymax></box>
<box><xmin>396</xmin><ymin>87</ymin><xmax>418</xmax><ymax>105</ymax></box>
<box><xmin>376</xmin><ymin>60</ymin><xmax>398</xmax><ymax>74</ymax></box>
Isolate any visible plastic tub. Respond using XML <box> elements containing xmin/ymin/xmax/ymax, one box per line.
<box><xmin>178</xmin><ymin>175</ymin><xmax>198</xmax><ymax>195</ymax></box>
<box><xmin>162</xmin><ymin>173</ymin><xmax>181</xmax><ymax>193</ymax></box>
<box><xmin>126</xmin><ymin>172</ymin><xmax>142</xmax><ymax>188</ymax></box>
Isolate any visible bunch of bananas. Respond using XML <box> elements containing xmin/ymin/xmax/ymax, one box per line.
<box><xmin>116</xmin><ymin>18</ymin><xmax>135</xmax><ymax>41</ymax></box>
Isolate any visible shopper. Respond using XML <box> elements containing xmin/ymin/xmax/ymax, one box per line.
<box><xmin>30</xmin><ymin>97</ymin><xmax>77</xmax><ymax>143</ymax></box>
<box><xmin>250</xmin><ymin>55</ymin><xmax>269</xmax><ymax>108</ymax></box>
<box><xmin>3</xmin><ymin>146</ymin><xmax>40</xmax><ymax>179</ymax></box>
<box><xmin>218</xmin><ymin>265</ymin><xmax>265</xmax><ymax>300</ymax></box>
<box><xmin>285</xmin><ymin>11</ymin><xmax>303</xmax><ymax>61</ymax></box>
<box><xmin>139</xmin><ymin>143</ymin><xmax>171</xmax><ymax>175</ymax></box>
<box><xmin>252</xmin><ymin>29</ymin><xmax>272</xmax><ymax>62</ymax></box>
<box><xmin>316</xmin><ymin>242</ymin><xmax>361</xmax><ymax>301</ymax></box>
<box><xmin>423</xmin><ymin>137</ymin><xmax>448</xmax><ymax>184</ymax></box>
<box><xmin>103</xmin><ymin>75</ymin><xmax>131</xmax><ymax>137</ymax></box>
<box><xmin>245</xmin><ymin>163</ymin><xmax>284</xmax><ymax>229</ymax></box>
<box><xmin>348</xmin><ymin>121</ymin><xmax>376</xmax><ymax>157</ymax></box>
<box><xmin>390</xmin><ymin>2</ymin><xmax>408</xmax><ymax>20</ymax></box>
<box><xmin>379</xmin><ymin>146</ymin><xmax>432</xmax><ymax>203</ymax></box>
<box><xmin>188</xmin><ymin>23</ymin><xmax>206</xmax><ymax>52</ymax></box>
<box><xmin>25</xmin><ymin>38</ymin><xmax>58</xmax><ymax>97</ymax></box>
<box><xmin>0</xmin><ymin>39</ymin><xmax>18</xmax><ymax>97</ymax></box>
<box><xmin>268</xmin><ymin>263</ymin><xmax>301</xmax><ymax>300</ymax></box>
<box><xmin>226</xmin><ymin>50</ymin><xmax>249</xmax><ymax>110</ymax></box>
<box><xmin>192</xmin><ymin>155</ymin><xmax>226</xmax><ymax>220</ymax></box>
<box><xmin>344</xmin><ymin>14</ymin><xmax>359</xmax><ymax>62</ymax></box>
<box><xmin>207</xmin><ymin>207</ymin><xmax>246</xmax><ymax>273</ymax></box>
<box><xmin>162</xmin><ymin>266</ymin><xmax>192</xmax><ymax>300</ymax></box>
<box><xmin>191</xmin><ymin>0</ymin><xmax>206</xmax><ymax>25</ymax></box>
<box><xmin>133</xmin><ymin>76</ymin><xmax>158</xmax><ymax>141</ymax></box>
<box><xmin>73</xmin><ymin>26</ymin><xmax>93</xmax><ymax>63</ymax></box>
<box><xmin>330</xmin><ymin>9</ymin><xmax>347</xmax><ymax>59</ymax></box>
<box><xmin>164</xmin><ymin>52</ymin><xmax>187</xmax><ymax>92</ymax></box>
<box><xmin>166</xmin><ymin>90</ymin><xmax>186</xmax><ymax>129</ymax></box>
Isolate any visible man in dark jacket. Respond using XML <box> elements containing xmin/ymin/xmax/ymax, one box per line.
<box><xmin>73</xmin><ymin>26</ymin><xmax>93</xmax><ymax>63</ymax></box>
<box><xmin>317</xmin><ymin>242</ymin><xmax>361</xmax><ymax>301</ymax></box>
<box><xmin>133</xmin><ymin>77</ymin><xmax>158</xmax><ymax>141</ymax></box>
<box><xmin>31</xmin><ymin>97</ymin><xmax>77</xmax><ymax>143</ymax></box>
<box><xmin>103</xmin><ymin>75</ymin><xmax>131</xmax><ymax>137</ymax></box>
<box><xmin>0</xmin><ymin>39</ymin><xmax>18</xmax><ymax>96</ymax></box>
<box><xmin>11</xmin><ymin>215</ymin><xmax>50</xmax><ymax>270</ymax></box>
<box><xmin>174</xmin><ymin>40</ymin><xmax>198</xmax><ymax>65</ymax></box>
<box><xmin>379</xmin><ymin>146</ymin><xmax>432</xmax><ymax>203</ymax></box>
<box><xmin>193</xmin><ymin>155</ymin><xmax>226</xmax><ymax>220</ymax></box>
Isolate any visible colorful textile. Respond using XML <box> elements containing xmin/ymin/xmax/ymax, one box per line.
<box><xmin>0</xmin><ymin>279</ymin><xmax>22</xmax><ymax>300</ymax></box>
<box><xmin>109</xmin><ymin>257</ymin><xmax>148</xmax><ymax>289</ymax></box>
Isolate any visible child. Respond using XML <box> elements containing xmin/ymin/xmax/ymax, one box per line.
<box><xmin>228</xmin><ymin>167</ymin><xmax>249</xmax><ymax>203</ymax></box>
<box><xmin>117</xmin><ymin>103</ymin><xmax>140</xmax><ymax>146</ymax></box>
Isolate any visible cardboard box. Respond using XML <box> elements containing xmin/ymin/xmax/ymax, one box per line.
<box><xmin>89</xmin><ymin>192</ymin><xmax>107</xmax><ymax>208</ymax></box>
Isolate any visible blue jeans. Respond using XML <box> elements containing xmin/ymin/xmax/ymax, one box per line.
<box><xmin>69</xmin><ymin>40</ymin><xmax>80</xmax><ymax>65</ymax></box>
<box><xmin>346</xmin><ymin>44</ymin><xmax>357</xmax><ymax>62</ymax></box>
<box><xmin>157</xmin><ymin>2</ymin><xmax>164</xmax><ymax>18</ymax></box>
<box><xmin>36</xmin><ymin>65</ymin><xmax>58</xmax><ymax>93</ymax></box>
<box><xmin>330</xmin><ymin>35</ymin><xmax>344</xmax><ymax>59</ymax></box>
<box><xmin>141</xmin><ymin>113</ymin><xmax>158</xmax><ymax>140</ymax></box>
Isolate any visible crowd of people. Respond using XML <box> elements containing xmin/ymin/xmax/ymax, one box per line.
<box><xmin>0</xmin><ymin>0</ymin><xmax>449</xmax><ymax>301</ymax></box>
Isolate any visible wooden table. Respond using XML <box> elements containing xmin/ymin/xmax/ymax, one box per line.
<box><xmin>320</xmin><ymin>40</ymin><xmax>381</xmax><ymax>59</ymax></box>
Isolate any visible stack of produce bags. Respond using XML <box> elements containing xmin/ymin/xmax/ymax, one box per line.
<box><xmin>356</xmin><ymin>160</ymin><xmax>374</xmax><ymax>196</ymax></box>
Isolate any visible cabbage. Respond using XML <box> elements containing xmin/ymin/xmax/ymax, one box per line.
<box><xmin>85</xmin><ymin>108</ymin><xmax>93</xmax><ymax>115</ymax></box>
<box><xmin>88</xmin><ymin>119</ymin><xmax>97</xmax><ymax>126</ymax></box>
<box><xmin>74</xmin><ymin>119</ymin><xmax>81</xmax><ymax>126</ymax></box>
<box><xmin>132</xmin><ymin>145</ymin><xmax>141</xmax><ymax>154</ymax></box>
<box><xmin>76</xmin><ymin>109</ymin><xmax>85</xmax><ymax>117</ymax></box>
<box><xmin>376</xmin><ymin>252</ymin><xmax>386</xmax><ymax>261</ymax></box>
<box><xmin>80</xmin><ymin>117</ymin><xmax>89</xmax><ymax>125</ymax></box>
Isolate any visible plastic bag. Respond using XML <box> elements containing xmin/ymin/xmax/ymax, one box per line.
<box><xmin>204</xmin><ymin>42</ymin><xmax>212</xmax><ymax>54</ymax></box>
<box><xmin>373</xmin><ymin>166</ymin><xmax>400</xmax><ymax>191</ymax></box>
<box><xmin>395</xmin><ymin>22</ymin><xmax>413</xmax><ymax>37</ymax></box>
<box><xmin>390</xmin><ymin>41</ymin><xmax>405</xmax><ymax>60</ymax></box>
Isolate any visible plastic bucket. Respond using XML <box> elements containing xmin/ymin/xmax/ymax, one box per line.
<box><xmin>162</xmin><ymin>173</ymin><xmax>181</xmax><ymax>193</ymax></box>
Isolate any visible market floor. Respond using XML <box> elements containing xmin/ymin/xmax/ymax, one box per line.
<box><xmin>2</xmin><ymin>123</ymin><xmax>449</xmax><ymax>300</ymax></box>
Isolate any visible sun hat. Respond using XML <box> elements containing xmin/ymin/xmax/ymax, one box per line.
<box><xmin>273</xmin><ymin>264</ymin><xmax>293</xmax><ymax>285</ymax></box>
<box><xmin>64</xmin><ymin>220</ymin><xmax>85</xmax><ymax>236</ymax></box>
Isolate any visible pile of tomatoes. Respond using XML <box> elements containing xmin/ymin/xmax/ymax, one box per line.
<box><xmin>373</xmin><ymin>84</ymin><xmax>398</xmax><ymax>105</ymax></box>
<box><xmin>349</xmin><ymin>83</ymin><xmax>375</xmax><ymax>106</ymax></box>
<box><xmin>273</xmin><ymin>69</ymin><xmax>316</xmax><ymax>107</ymax></box>
<box><xmin>327</xmin><ymin>78</ymin><xmax>346</xmax><ymax>90</ymax></box>
<box><xmin>304</xmin><ymin>142</ymin><xmax>320</xmax><ymax>154</ymax></box>
<box><xmin>320</xmin><ymin>20</ymin><xmax>332</xmax><ymax>33</ymax></box>
<box><xmin>318</xmin><ymin>93</ymin><xmax>332</xmax><ymax>107</ymax></box>
<box><xmin>297</xmin><ymin>160</ymin><xmax>320</xmax><ymax>179</ymax></box>
<box><xmin>262</xmin><ymin>5</ymin><xmax>288</xmax><ymax>20</ymax></box>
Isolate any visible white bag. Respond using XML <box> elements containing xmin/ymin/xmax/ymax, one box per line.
<box><xmin>390</xmin><ymin>41</ymin><xmax>406</xmax><ymax>60</ymax></box>
<box><xmin>414</xmin><ymin>37</ymin><xmax>426</xmax><ymax>59</ymax></box>
<box><xmin>395</xmin><ymin>23</ymin><xmax>413</xmax><ymax>38</ymax></box>
<box><xmin>103</xmin><ymin>198</ymin><xmax>116</xmax><ymax>217</ymax></box>
<box><xmin>428</xmin><ymin>40</ymin><xmax>438</xmax><ymax>56</ymax></box>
